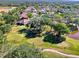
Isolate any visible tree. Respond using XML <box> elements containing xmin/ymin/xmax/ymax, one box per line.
<box><xmin>4</xmin><ymin>44</ymin><xmax>43</xmax><ymax>58</ymax></box>
<box><xmin>38</xmin><ymin>12</ymin><xmax>42</xmax><ymax>16</ymax></box>
<box><xmin>0</xmin><ymin>30</ymin><xmax>6</xmax><ymax>44</ymax></box>
<box><xmin>27</xmin><ymin>12</ymin><xmax>33</xmax><ymax>18</ymax></box>
<box><xmin>43</xmin><ymin>31</ymin><xmax>65</xmax><ymax>44</ymax></box>
<box><xmin>26</xmin><ymin>18</ymin><xmax>43</xmax><ymax>38</ymax></box>
<box><xmin>2</xmin><ymin>13</ymin><xmax>13</xmax><ymax>24</ymax></box>
<box><xmin>0</xmin><ymin>15</ymin><xmax>5</xmax><ymax>25</ymax></box>
<box><xmin>43</xmin><ymin>23</ymin><xmax>70</xmax><ymax>44</ymax></box>
<box><xmin>34</xmin><ymin>3</ymin><xmax>39</xmax><ymax>10</ymax></box>
<box><xmin>2</xmin><ymin>12</ymin><xmax>20</xmax><ymax>25</ymax></box>
<box><xmin>53</xmin><ymin>23</ymin><xmax>70</xmax><ymax>35</ymax></box>
<box><xmin>0</xmin><ymin>24</ymin><xmax>11</xmax><ymax>34</ymax></box>
<box><xmin>53</xmin><ymin>13</ymin><xmax>63</xmax><ymax>22</ymax></box>
<box><xmin>41</xmin><ymin>14</ymin><xmax>52</xmax><ymax>25</ymax></box>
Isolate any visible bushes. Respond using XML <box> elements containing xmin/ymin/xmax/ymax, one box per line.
<box><xmin>4</xmin><ymin>44</ymin><xmax>43</xmax><ymax>58</ymax></box>
<box><xmin>27</xmin><ymin>12</ymin><xmax>33</xmax><ymax>18</ymax></box>
<box><xmin>0</xmin><ymin>24</ymin><xmax>11</xmax><ymax>44</ymax></box>
<box><xmin>19</xmin><ymin>29</ymin><xmax>42</xmax><ymax>38</ymax></box>
<box><xmin>2</xmin><ymin>13</ymin><xmax>19</xmax><ymax>24</ymax></box>
<box><xmin>26</xmin><ymin>18</ymin><xmax>43</xmax><ymax>38</ymax></box>
<box><xmin>26</xmin><ymin>29</ymin><xmax>38</xmax><ymax>38</ymax></box>
<box><xmin>43</xmin><ymin>23</ymin><xmax>69</xmax><ymax>44</ymax></box>
<box><xmin>41</xmin><ymin>14</ymin><xmax>52</xmax><ymax>25</ymax></box>
<box><xmin>53</xmin><ymin>23</ymin><xmax>70</xmax><ymax>35</ymax></box>
<box><xmin>0</xmin><ymin>30</ymin><xmax>6</xmax><ymax>44</ymax></box>
<box><xmin>0</xmin><ymin>24</ymin><xmax>11</xmax><ymax>34</ymax></box>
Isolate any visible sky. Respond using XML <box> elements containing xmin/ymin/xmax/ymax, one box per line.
<box><xmin>73</xmin><ymin>0</ymin><xmax>79</xmax><ymax>1</ymax></box>
<box><xmin>0</xmin><ymin>0</ymin><xmax>79</xmax><ymax>1</ymax></box>
<box><xmin>56</xmin><ymin>0</ymin><xmax>79</xmax><ymax>1</ymax></box>
<box><xmin>0</xmin><ymin>0</ymin><xmax>79</xmax><ymax>3</ymax></box>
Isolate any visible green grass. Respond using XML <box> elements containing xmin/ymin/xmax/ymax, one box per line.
<box><xmin>27</xmin><ymin>37</ymin><xmax>58</xmax><ymax>48</ymax></box>
<box><xmin>66</xmin><ymin>36</ymin><xmax>79</xmax><ymax>51</ymax></box>
<box><xmin>6</xmin><ymin>25</ymin><xmax>79</xmax><ymax>57</ymax></box>
<box><xmin>26</xmin><ymin>36</ymin><xmax>79</xmax><ymax>55</ymax></box>
<box><xmin>62</xmin><ymin>36</ymin><xmax>79</xmax><ymax>55</ymax></box>
<box><xmin>7</xmin><ymin>32</ymin><xmax>25</xmax><ymax>43</ymax></box>
<box><xmin>42</xmin><ymin>51</ymin><xmax>69</xmax><ymax>58</ymax></box>
<box><xmin>7</xmin><ymin>25</ymin><xmax>27</xmax><ymax>44</ymax></box>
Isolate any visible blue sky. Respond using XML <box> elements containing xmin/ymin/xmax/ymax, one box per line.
<box><xmin>70</xmin><ymin>0</ymin><xmax>79</xmax><ymax>1</ymax></box>
<box><xmin>0</xmin><ymin>0</ymin><xmax>79</xmax><ymax>2</ymax></box>
<box><xmin>59</xmin><ymin>0</ymin><xmax>79</xmax><ymax>1</ymax></box>
<box><xmin>0</xmin><ymin>0</ymin><xmax>79</xmax><ymax>1</ymax></box>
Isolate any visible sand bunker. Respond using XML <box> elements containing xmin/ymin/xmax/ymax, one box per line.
<box><xmin>0</xmin><ymin>7</ymin><xmax>16</xmax><ymax>13</ymax></box>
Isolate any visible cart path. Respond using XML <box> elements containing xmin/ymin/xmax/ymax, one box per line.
<box><xmin>42</xmin><ymin>49</ymin><xmax>79</xmax><ymax>58</ymax></box>
<box><xmin>1</xmin><ymin>47</ymin><xmax>79</xmax><ymax>58</ymax></box>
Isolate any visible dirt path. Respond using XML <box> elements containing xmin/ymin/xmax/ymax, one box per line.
<box><xmin>1</xmin><ymin>45</ymin><xmax>79</xmax><ymax>58</ymax></box>
<box><xmin>42</xmin><ymin>49</ymin><xmax>79</xmax><ymax>58</ymax></box>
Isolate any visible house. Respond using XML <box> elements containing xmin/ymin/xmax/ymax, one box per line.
<box><xmin>32</xmin><ymin>7</ymin><xmax>38</xmax><ymax>16</ymax></box>
<box><xmin>16</xmin><ymin>16</ymin><xmax>30</xmax><ymax>25</ymax></box>
<box><xmin>20</xmin><ymin>12</ymin><xmax>27</xmax><ymax>19</ymax></box>
<box><xmin>39</xmin><ymin>6</ymin><xmax>47</xmax><ymax>14</ymax></box>
<box><xmin>24</xmin><ymin>6</ymin><xmax>37</xmax><ymax>13</ymax></box>
<box><xmin>73</xmin><ymin>20</ymin><xmax>79</xmax><ymax>25</ymax></box>
<box><xmin>16</xmin><ymin>11</ymin><xmax>30</xmax><ymax>25</ymax></box>
<box><xmin>32</xmin><ymin>13</ymin><xmax>38</xmax><ymax>16</ymax></box>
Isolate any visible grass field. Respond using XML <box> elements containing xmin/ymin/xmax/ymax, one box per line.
<box><xmin>42</xmin><ymin>51</ymin><xmax>69</xmax><ymax>58</ymax></box>
<box><xmin>6</xmin><ymin>25</ymin><xmax>79</xmax><ymax>57</ymax></box>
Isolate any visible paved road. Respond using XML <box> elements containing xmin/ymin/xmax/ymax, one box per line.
<box><xmin>42</xmin><ymin>49</ymin><xmax>79</xmax><ymax>58</ymax></box>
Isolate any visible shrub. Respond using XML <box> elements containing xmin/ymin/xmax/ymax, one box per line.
<box><xmin>4</xmin><ymin>44</ymin><xmax>43</xmax><ymax>58</ymax></box>
<box><xmin>27</xmin><ymin>12</ymin><xmax>33</xmax><ymax>18</ymax></box>
<box><xmin>0</xmin><ymin>24</ymin><xmax>11</xmax><ymax>34</ymax></box>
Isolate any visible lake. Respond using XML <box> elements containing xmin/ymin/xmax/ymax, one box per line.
<box><xmin>68</xmin><ymin>26</ymin><xmax>79</xmax><ymax>39</ymax></box>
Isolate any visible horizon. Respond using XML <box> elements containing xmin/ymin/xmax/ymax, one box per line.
<box><xmin>0</xmin><ymin>0</ymin><xmax>79</xmax><ymax>2</ymax></box>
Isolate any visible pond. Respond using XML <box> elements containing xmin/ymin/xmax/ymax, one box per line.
<box><xmin>68</xmin><ymin>27</ymin><xmax>79</xmax><ymax>39</ymax></box>
<box><xmin>68</xmin><ymin>32</ymin><xmax>79</xmax><ymax>39</ymax></box>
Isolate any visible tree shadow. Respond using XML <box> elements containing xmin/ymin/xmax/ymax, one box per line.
<box><xmin>43</xmin><ymin>31</ymin><xmax>66</xmax><ymax>44</ymax></box>
<box><xmin>18</xmin><ymin>29</ymin><xmax>41</xmax><ymax>38</ymax></box>
<box><xmin>19</xmin><ymin>29</ymin><xmax>27</xmax><ymax>33</ymax></box>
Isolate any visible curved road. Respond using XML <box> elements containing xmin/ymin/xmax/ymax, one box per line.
<box><xmin>1</xmin><ymin>46</ymin><xmax>79</xmax><ymax>58</ymax></box>
<box><xmin>42</xmin><ymin>49</ymin><xmax>79</xmax><ymax>58</ymax></box>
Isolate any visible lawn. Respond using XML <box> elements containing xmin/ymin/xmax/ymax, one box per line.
<box><xmin>64</xmin><ymin>36</ymin><xmax>79</xmax><ymax>55</ymax></box>
<box><xmin>27</xmin><ymin>37</ymin><xmax>58</xmax><ymax>49</ymax></box>
<box><xmin>7</xmin><ymin>25</ymin><xmax>27</xmax><ymax>45</ymax></box>
<box><xmin>42</xmin><ymin>51</ymin><xmax>69</xmax><ymax>58</ymax></box>
<box><xmin>70</xmin><ymin>30</ymin><xmax>78</xmax><ymax>34</ymax></box>
<box><xmin>6</xmin><ymin>25</ymin><xmax>79</xmax><ymax>57</ymax></box>
<box><xmin>27</xmin><ymin>36</ymin><xmax>79</xmax><ymax>55</ymax></box>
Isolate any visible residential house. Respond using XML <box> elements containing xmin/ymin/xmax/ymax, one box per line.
<box><xmin>39</xmin><ymin>6</ymin><xmax>47</xmax><ymax>14</ymax></box>
<box><xmin>16</xmin><ymin>11</ymin><xmax>30</xmax><ymax>25</ymax></box>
